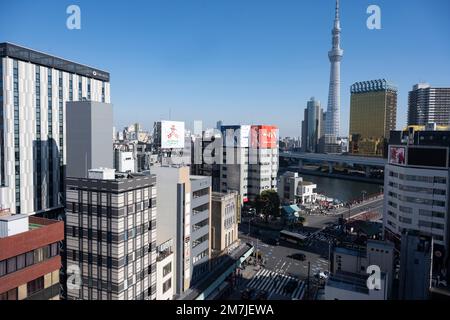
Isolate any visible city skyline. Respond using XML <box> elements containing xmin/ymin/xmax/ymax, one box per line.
<box><xmin>1</xmin><ymin>0</ymin><xmax>450</xmax><ymax>138</ymax></box>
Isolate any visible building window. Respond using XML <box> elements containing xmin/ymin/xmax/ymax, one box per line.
<box><xmin>162</xmin><ymin>278</ymin><xmax>171</xmax><ymax>293</ymax></box>
<box><xmin>69</xmin><ymin>74</ymin><xmax>73</xmax><ymax>101</ymax></box>
<box><xmin>193</xmin><ymin>188</ymin><xmax>209</xmax><ymax>199</ymax></box>
<box><xmin>35</xmin><ymin>65</ymin><xmax>42</xmax><ymax>210</ymax></box>
<box><xmin>87</xmin><ymin>78</ymin><xmax>91</xmax><ymax>100</ymax></box>
<box><xmin>48</xmin><ymin>67</ymin><xmax>54</xmax><ymax>206</ymax></box>
<box><xmin>163</xmin><ymin>262</ymin><xmax>172</xmax><ymax>277</ymax></box>
<box><xmin>26</xmin><ymin>251</ymin><xmax>34</xmax><ymax>266</ymax></box>
<box><xmin>27</xmin><ymin>276</ymin><xmax>44</xmax><ymax>296</ymax></box>
<box><xmin>101</xmin><ymin>81</ymin><xmax>105</xmax><ymax>102</ymax></box>
<box><xmin>0</xmin><ymin>59</ymin><xmax>5</xmax><ymax>187</ymax></box>
<box><xmin>7</xmin><ymin>257</ymin><xmax>16</xmax><ymax>273</ymax></box>
<box><xmin>0</xmin><ymin>288</ymin><xmax>18</xmax><ymax>300</ymax></box>
<box><xmin>0</xmin><ymin>260</ymin><xmax>6</xmax><ymax>276</ymax></box>
<box><xmin>13</xmin><ymin>60</ymin><xmax>20</xmax><ymax>213</ymax></box>
<box><xmin>78</xmin><ymin>77</ymin><xmax>82</xmax><ymax>100</ymax></box>
<box><xmin>34</xmin><ymin>248</ymin><xmax>44</xmax><ymax>263</ymax></box>
<box><xmin>16</xmin><ymin>254</ymin><xmax>26</xmax><ymax>270</ymax></box>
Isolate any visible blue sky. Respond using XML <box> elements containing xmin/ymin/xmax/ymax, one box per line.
<box><xmin>1</xmin><ymin>0</ymin><xmax>450</xmax><ymax>137</ymax></box>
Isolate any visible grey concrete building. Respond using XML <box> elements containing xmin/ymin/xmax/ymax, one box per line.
<box><xmin>399</xmin><ymin>232</ymin><xmax>432</xmax><ymax>300</ymax></box>
<box><xmin>66</xmin><ymin>101</ymin><xmax>113</xmax><ymax>178</ymax></box>
<box><xmin>65</xmin><ymin>169</ymin><xmax>157</xmax><ymax>300</ymax></box>
<box><xmin>152</xmin><ymin>166</ymin><xmax>211</xmax><ymax>296</ymax></box>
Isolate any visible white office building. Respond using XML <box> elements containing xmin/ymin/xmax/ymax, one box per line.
<box><xmin>0</xmin><ymin>43</ymin><xmax>110</xmax><ymax>215</ymax></box>
<box><xmin>278</xmin><ymin>171</ymin><xmax>317</xmax><ymax>205</ymax></box>
<box><xmin>220</xmin><ymin>125</ymin><xmax>278</xmax><ymax>204</ymax></box>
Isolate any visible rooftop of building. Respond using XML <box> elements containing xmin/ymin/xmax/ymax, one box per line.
<box><xmin>0</xmin><ymin>42</ymin><xmax>110</xmax><ymax>82</ymax></box>
<box><xmin>351</xmin><ymin>79</ymin><xmax>398</xmax><ymax>93</ymax></box>
<box><xmin>211</xmin><ymin>190</ymin><xmax>239</xmax><ymax>200</ymax></box>
<box><xmin>334</xmin><ymin>246</ymin><xmax>367</xmax><ymax>258</ymax></box>
<box><xmin>327</xmin><ymin>270</ymin><xmax>386</xmax><ymax>294</ymax></box>
<box><xmin>0</xmin><ymin>214</ymin><xmax>62</xmax><ymax>238</ymax></box>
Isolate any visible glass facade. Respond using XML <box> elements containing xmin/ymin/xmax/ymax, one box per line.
<box><xmin>349</xmin><ymin>80</ymin><xmax>398</xmax><ymax>157</ymax></box>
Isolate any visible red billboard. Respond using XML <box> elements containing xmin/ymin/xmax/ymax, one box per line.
<box><xmin>250</xmin><ymin>125</ymin><xmax>278</xmax><ymax>149</ymax></box>
<box><xmin>389</xmin><ymin>146</ymin><xmax>406</xmax><ymax>165</ymax></box>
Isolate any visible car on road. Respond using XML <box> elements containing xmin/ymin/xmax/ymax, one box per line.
<box><xmin>314</xmin><ymin>271</ymin><xmax>330</xmax><ymax>280</ymax></box>
<box><xmin>288</xmin><ymin>253</ymin><xmax>306</xmax><ymax>261</ymax></box>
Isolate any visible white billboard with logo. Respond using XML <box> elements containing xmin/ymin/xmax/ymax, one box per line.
<box><xmin>161</xmin><ymin>121</ymin><xmax>185</xmax><ymax>149</ymax></box>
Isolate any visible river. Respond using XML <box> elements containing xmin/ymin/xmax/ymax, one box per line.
<box><xmin>293</xmin><ymin>173</ymin><xmax>382</xmax><ymax>203</ymax></box>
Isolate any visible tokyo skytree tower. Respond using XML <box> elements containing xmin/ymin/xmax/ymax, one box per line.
<box><xmin>325</xmin><ymin>0</ymin><xmax>343</xmax><ymax>151</ymax></box>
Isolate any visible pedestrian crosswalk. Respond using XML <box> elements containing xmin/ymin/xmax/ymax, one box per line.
<box><xmin>246</xmin><ymin>268</ymin><xmax>305</xmax><ymax>300</ymax></box>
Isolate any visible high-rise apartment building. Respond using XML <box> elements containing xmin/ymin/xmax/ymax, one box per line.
<box><xmin>349</xmin><ymin>80</ymin><xmax>397</xmax><ymax>157</ymax></box>
<box><xmin>220</xmin><ymin>125</ymin><xmax>278</xmax><ymax>204</ymax></box>
<box><xmin>65</xmin><ymin>169</ymin><xmax>158</xmax><ymax>300</ymax></box>
<box><xmin>301</xmin><ymin>97</ymin><xmax>323</xmax><ymax>153</ymax></box>
<box><xmin>152</xmin><ymin>166</ymin><xmax>211</xmax><ymax>296</ymax></box>
<box><xmin>0</xmin><ymin>43</ymin><xmax>110</xmax><ymax>215</ymax></box>
<box><xmin>0</xmin><ymin>214</ymin><xmax>64</xmax><ymax>300</ymax></box>
<box><xmin>408</xmin><ymin>84</ymin><xmax>450</xmax><ymax>126</ymax></box>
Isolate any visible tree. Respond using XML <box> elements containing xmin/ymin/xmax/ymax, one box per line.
<box><xmin>254</xmin><ymin>190</ymin><xmax>281</xmax><ymax>223</ymax></box>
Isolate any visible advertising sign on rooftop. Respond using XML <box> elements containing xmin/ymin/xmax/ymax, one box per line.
<box><xmin>161</xmin><ymin>121</ymin><xmax>185</xmax><ymax>149</ymax></box>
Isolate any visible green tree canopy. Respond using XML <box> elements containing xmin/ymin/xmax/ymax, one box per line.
<box><xmin>254</xmin><ymin>190</ymin><xmax>281</xmax><ymax>222</ymax></box>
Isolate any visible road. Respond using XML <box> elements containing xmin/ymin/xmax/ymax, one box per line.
<box><xmin>305</xmin><ymin>197</ymin><xmax>384</xmax><ymax>231</ymax></box>
<box><xmin>240</xmin><ymin>233</ymin><xmax>327</xmax><ymax>281</ymax></box>
<box><xmin>232</xmin><ymin>196</ymin><xmax>384</xmax><ymax>299</ymax></box>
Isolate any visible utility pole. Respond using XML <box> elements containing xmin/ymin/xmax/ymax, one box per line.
<box><xmin>328</xmin><ymin>241</ymin><xmax>332</xmax><ymax>273</ymax></box>
<box><xmin>307</xmin><ymin>261</ymin><xmax>311</xmax><ymax>299</ymax></box>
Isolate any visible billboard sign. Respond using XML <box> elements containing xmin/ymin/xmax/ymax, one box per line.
<box><xmin>389</xmin><ymin>146</ymin><xmax>406</xmax><ymax>165</ymax></box>
<box><xmin>161</xmin><ymin>121</ymin><xmax>185</xmax><ymax>149</ymax></box>
<box><xmin>251</xmin><ymin>125</ymin><xmax>278</xmax><ymax>149</ymax></box>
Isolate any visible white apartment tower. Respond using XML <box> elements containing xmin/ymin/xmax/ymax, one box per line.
<box><xmin>0</xmin><ymin>43</ymin><xmax>111</xmax><ymax>215</ymax></box>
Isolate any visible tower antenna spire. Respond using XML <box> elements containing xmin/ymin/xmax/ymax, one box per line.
<box><xmin>336</xmin><ymin>0</ymin><xmax>340</xmax><ymax>19</ymax></box>
<box><xmin>334</xmin><ymin>0</ymin><xmax>340</xmax><ymax>29</ymax></box>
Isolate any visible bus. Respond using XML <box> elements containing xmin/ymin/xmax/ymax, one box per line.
<box><xmin>279</xmin><ymin>230</ymin><xmax>307</xmax><ymax>246</ymax></box>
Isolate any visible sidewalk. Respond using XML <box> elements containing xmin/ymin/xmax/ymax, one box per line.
<box><xmin>226</xmin><ymin>264</ymin><xmax>261</xmax><ymax>300</ymax></box>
